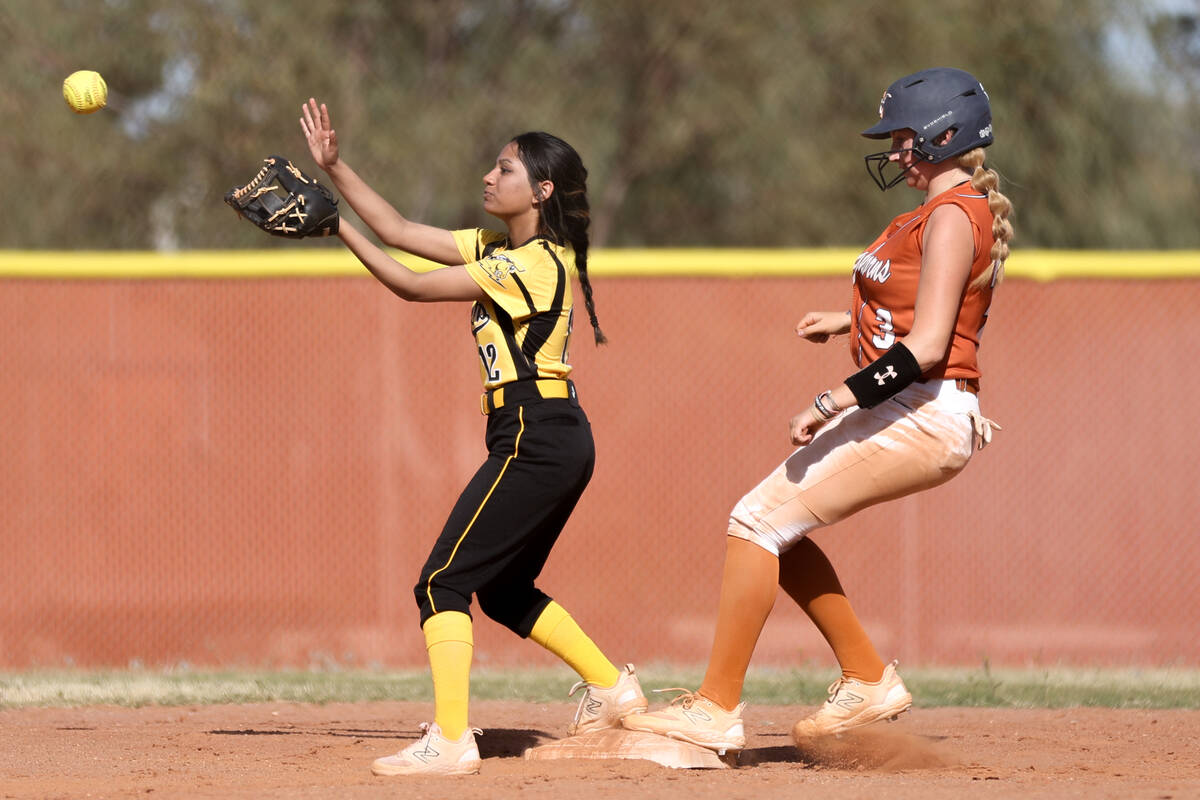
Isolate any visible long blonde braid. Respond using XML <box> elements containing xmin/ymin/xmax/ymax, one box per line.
<box><xmin>957</xmin><ymin>147</ymin><xmax>1014</xmax><ymax>290</ymax></box>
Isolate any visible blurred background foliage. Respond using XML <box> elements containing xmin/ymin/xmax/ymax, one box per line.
<box><xmin>1</xmin><ymin>0</ymin><xmax>1198</xmax><ymax>251</ymax></box>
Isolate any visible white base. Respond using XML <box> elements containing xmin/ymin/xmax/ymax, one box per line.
<box><xmin>523</xmin><ymin>728</ymin><xmax>732</xmax><ymax>769</ymax></box>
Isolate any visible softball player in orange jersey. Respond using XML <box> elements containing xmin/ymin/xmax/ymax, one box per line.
<box><xmin>624</xmin><ymin>68</ymin><xmax>1014</xmax><ymax>754</ymax></box>
<box><xmin>300</xmin><ymin>99</ymin><xmax>646</xmax><ymax>776</ymax></box>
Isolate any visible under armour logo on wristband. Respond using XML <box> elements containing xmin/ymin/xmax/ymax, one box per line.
<box><xmin>846</xmin><ymin>343</ymin><xmax>919</xmax><ymax>409</ymax></box>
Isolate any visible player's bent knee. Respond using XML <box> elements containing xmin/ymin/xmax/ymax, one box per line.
<box><xmin>477</xmin><ymin>586</ymin><xmax>546</xmax><ymax>634</ymax></box>
<box><xmin>475</xmin><ymin>591</ymin><xmax>513</xmax><ymax>624</ymax></box>
<box><xmin>728</xmin><ymin>503</ymin><xmax>783</xmax><ymax>557</ymax></box>
<box><xmin>728</xmin><ymin>495</ymin><xmax>825</xmax><ymax>557</ymax></box>
<box><xmin>727</xmin><ymin>524</ymin><xmax>783</xmax><ymax>557</ymax></box>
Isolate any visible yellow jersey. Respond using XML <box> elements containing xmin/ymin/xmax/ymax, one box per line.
<box><xmin>454</xmin><ymin>228</ymin><xmax>575</xmax><ymax>391</ymax></box>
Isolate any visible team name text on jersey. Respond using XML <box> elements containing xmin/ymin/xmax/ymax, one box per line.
<box><xmin>853</xmin><ymin>251</ymin><xmax>892</xmax><ymax>284</ymax></box>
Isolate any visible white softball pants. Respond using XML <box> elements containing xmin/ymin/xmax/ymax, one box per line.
<box><xmin>728</xmin><ymin>379</ymin><xmax>983</xmax><ymax>556</ymax></box>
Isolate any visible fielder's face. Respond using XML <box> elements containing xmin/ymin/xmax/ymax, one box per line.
<box><xmin>888</xmin><ymin>129</ymin><xmax>930</xmax><ymax>191</ymax></box>
<box><xmin>482</xmin><ymin>141</ymin><xmax>538</xmax><ymax>220</ymax></box>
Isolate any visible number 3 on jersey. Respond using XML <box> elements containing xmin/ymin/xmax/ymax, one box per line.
<box><xmin>478</xmin><ymin>343</ymin><xmax>501</xmax><ymax>382</ymax></box>
<box><xmin>872</xmin><ymin>307</ymin><xmax>895</xmax><ymax>349</ymax></box>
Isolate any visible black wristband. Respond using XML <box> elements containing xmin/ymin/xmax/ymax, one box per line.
<box><xmin>844</xmin><ymin>342</ymin><xmax>922</xmax><ymax>409</ymax></box>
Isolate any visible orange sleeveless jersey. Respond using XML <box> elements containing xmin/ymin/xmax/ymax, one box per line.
<box><xmin>849</xmin><ymin>182</ymin><xmax>998</xmax><ymax>382</ymax></box>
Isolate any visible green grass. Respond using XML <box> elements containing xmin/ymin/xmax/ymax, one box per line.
<box><xmin>1</xmin><ymin>665</ymin><xmax>1197</xmax><ymax>710</ymax></box>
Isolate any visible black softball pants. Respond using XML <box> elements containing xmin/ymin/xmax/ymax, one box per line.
<box><xmin>414</xmin><ymin>395</ymin><xmax>595</xmax><ymax>637</ymax></box>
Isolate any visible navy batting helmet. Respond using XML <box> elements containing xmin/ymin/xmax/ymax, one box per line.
<box><xmin>862</xmin><ymin>67</ymin><xmax>993</xmax><ymax>190</ymax></box>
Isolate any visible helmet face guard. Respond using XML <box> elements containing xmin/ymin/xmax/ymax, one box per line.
<box><xmin>861</xmin><ymin>67</ymin><xmax>993</xmax><ymax>191</ymax></box>
<box><xmin>863</xmin><ymin>146</ymin><xmax>922</xmax><ymax>191</ymax></box>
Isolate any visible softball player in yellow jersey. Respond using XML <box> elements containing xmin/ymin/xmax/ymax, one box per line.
<box><xmin>300</xmin><ymin>99</ymin><xmax>646</xmax><ymax>776</ymax></box>
<box><xmin>624</xmin><ymin>68</ymin><xmax>1013</xmax><ymax>754</ymax></box>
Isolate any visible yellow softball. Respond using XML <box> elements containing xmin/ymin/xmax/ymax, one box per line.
<box><xmin>62</xmin><ymin>70</ymin><xmax>108</xmax><ymax>114</ymax></box>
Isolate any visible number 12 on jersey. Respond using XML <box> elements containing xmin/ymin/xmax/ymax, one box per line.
<box><xmin>478</xmin><ymin>343</ymin><xmax>501</xmax><ymax>383</ymax></box>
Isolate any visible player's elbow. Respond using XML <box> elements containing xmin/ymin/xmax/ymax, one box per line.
<box><xmin>898</xmin><ymin>336</ymin><xmax>950</xmax><ymax>374</ymax></box>
<box><xmin>378</xmin><ymin>229</ymin><xmax>407</xmax><ymax>250</ymax></box>
<box><xmin>363</xmin><ymin>263</ymin><xmax>421</xmax><ymax>302</ymax></box>
<box><xmin>376</xmin><ymin>219</ymin><xmax>419</xmax><ymax>251</ymax></box>
<box><xmin>396</xmin><ymin>273</ymin><xmax>450</xmax><ymax>303</ymax></box>
<box><xmin>402</xmin><ymin>285</ymin><xmax>440</xmax><ymax>303</ymax></box>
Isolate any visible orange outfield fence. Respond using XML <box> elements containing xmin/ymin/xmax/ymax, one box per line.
<box><xmin>1</xmin><ymin>268</ymin><xmax>1197</xmax><ymax>669</ymax></box>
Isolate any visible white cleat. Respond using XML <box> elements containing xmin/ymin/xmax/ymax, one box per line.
<box><xmin>621</xmin><ymin>689</ymin><xmax>746</xmax><ymax>755</ymax></box>
<box><xmin>568</xmin><ymin>663</ymin><xmax>649</xmax><ymax>736</ymax></box>
<box><xmin>792</xmin><ymin>660</ymin><xmax>913</xmax><ymax>740</ymax></box>
<box><xmin>370</xmin><ymin>722</ymin><xmax>482</xmax><ymax>776</ymax></box>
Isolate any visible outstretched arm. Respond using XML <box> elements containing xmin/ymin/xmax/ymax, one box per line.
<box><xmin>301</xmin><ymin>98</ymin><xmax>465</xmax><ymax>266</ymax></box>
<box><xmin>338</xmin><ymin>220</ymin><xmax>486</xmax><ymax>303</ymax></box>
<box><xmin>796</xmin><ymin>310</ymin><xmax>851</xmax><ymax>343</ymax></box>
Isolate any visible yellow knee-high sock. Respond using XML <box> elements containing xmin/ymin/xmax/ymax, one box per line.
<box><xmin>530</xmin><ymin>601</ymin><xmax>620</xmax><ymax>688</ymax></box>
<box><xmin>423</xmin><ymin>611</ymin><xmax>473</xmax><ymax>740</ymax></box>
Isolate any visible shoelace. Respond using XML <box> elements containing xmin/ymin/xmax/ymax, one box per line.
<box><xmin>568</xmin><ymin>670</ymin><xmax>638</xmax><ymax>727</ymax></box>
<box><xmin>651</xmin><ymin>687</ymin><xmax>701</xmax><ymax>709</ymax></box>
<box><xmin>399</xmin><ymin>722</ymin><xmax>483</xmax><ymax>753</ymax></box>
<box><xmin>568</xmin><ymin>680</ymin><xmax>598</xmax><ymax>725</ymax></box>
<box><xmin>824</xmin><ymin>678</ymin><xmax>847</xmax><ymax>703</ymax></box>
<box><xmin>387</xmin><ymin>722</ymin><xmax>436</xmax><ymax>760</ymax></box>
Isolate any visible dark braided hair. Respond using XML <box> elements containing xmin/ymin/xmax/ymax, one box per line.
<box><xmin>511</xmin><ymin>132</ymin><xmax>607</xmax><ymax>345</ymax></box>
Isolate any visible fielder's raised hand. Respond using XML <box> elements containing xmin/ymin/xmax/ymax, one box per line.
<box><xmin>301</xmin><ymin>98</ymin><xmax>339</xmax><ymax>172</ymax></box>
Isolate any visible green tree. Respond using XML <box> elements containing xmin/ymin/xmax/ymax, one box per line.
<box><xmin>1</xmin><ymin>0</ymin><xmax>1196</xmax><ymax>250</ymax></box>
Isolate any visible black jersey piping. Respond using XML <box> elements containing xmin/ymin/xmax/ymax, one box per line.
<box><xmin>511</xmin><ymin>272</ymin><xmax>539</xmax><ymax>316</ymax></box>
<box><xmin>481</xmin><ymin>238</ymin><xmax>509</xmax><ymax>259</ymax></box>
<box><xmin>516</xmin><ymin>242</ymin><xmax>568</xmax><ymax>366</ymax></box>
<box><xmin>491</xmin><ymin>303</ymin><xmax>537</xmax><ymax>381</ymax></box>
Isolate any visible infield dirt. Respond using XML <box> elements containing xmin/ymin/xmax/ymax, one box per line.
<box><xmin>1</xmin><ymin>701</ymin><xmax>1196</xmax><ymax>799</ymax></box>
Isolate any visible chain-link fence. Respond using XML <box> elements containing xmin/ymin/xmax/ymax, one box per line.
<box><xmin>1</xmin><ymin>271</ymin><xmax>1196</xmax><ymax>669</ymax></box>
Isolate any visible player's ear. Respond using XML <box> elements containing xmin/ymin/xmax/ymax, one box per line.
<box><xmin>534</xmin><ymin>180</ymin><xmax>554</xmax><ymax>205</ymax></box>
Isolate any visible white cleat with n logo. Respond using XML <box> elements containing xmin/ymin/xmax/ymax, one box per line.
<box><xmin>567</xmin><ymin>663</ymin><xmax>649</xmax><ymax>736</ymax></box>
<box><xmin>834</xmin><ymin>689</ymin><xmax>867</xmax><ymax>710</ymax></box>
<box><xmin>792</xmin><ymin>660</ymin><xmax>913</xmax><ymax>740</ymax></box>
<box><xmin>621</xmin><ymin>689</ymin><xmax>746</xmax><ymax>755</ymax></box>
<box><xmin>371</xmin><ymin>722</ymin><xmax>482</xmax><ymax>776</ymax></box>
